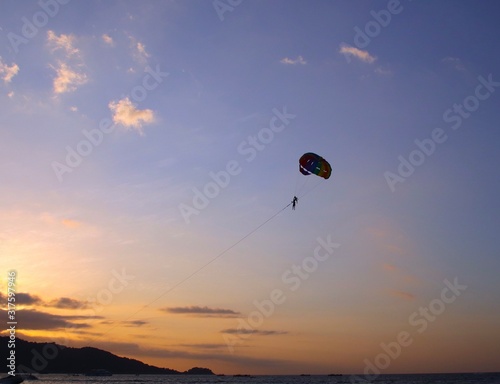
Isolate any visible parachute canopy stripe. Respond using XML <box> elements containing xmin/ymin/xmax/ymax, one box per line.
<box><xmin>299</xmin><ymin>152</ymin><xmax>332</xmax><ymax>179</ymax></box>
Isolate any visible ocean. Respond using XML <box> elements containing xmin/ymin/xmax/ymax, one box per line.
<box><xmin>15</xmin><ymin>373</ymin><xmax>500</xmax><ymax>384</ymax></box>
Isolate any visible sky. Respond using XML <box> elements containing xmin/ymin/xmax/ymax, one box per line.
<box><xmin>0</xmin><ymin>0</ymin><xmax>500</xmax><ymax>377</ymax></box>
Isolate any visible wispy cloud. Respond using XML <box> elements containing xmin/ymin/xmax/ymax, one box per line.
<box><xmin>179</xmin><ymin>343</ymin><xmax>229</xmax><ymax>350</ymax></box>
<box><xmin>61</xmin><ymin>218</ymin><xmax>82</xmax><ymax>228</ymax></box>
<box><xmin>382</xmin><ymin>263</ymin><xmax>398</xmax><ymax>272</ymax></box>
<box><xmin>102</xmin><ymin>33</ymin><xmax>114</xmax><ymax>46</ymax></box>
<box><xmin>122</xmin><ymin>320</ymin><xmax>149</xmax><ymax>327</ymax></box>
<box><xmin>382</xmin><ymin>263</ymin><xmax>418</xmax><ymax>301</ymax></box>
<box><xmin>47</xmin><ymin>30</ymin><xmax>79</xmax><ymax>57</ymax></box>
<box><xmin>339</xmin><ymin>44</ymin><xmax>376</xmax><ymax>63</ymax></box>
<box><xmin>0</xmin><ymin>57</ymin><xmax>19</xmax><ymax>83</ymax></box>
<box><xmin>375</xmin><ymin>66</ymin><xmax>392</xmax><ymax>76</ymax></box>
<box><xmin>367</xmin><ymin>224</ymin><xmax>407</xmax><ymax>257</ymax></box>
<box><xmin>390</xmin><ymin>290</ymin><xmax>416</xmax><ymax>301</ymax></box>
<box><xmin>280</xmin><ymin>55</ymin><xmax>307</xmax><ymax>65</ymax></box>
<box><xmin>47</xmin><ymin>297</ymin><xmax>89</xmax><ymax>310</ymax></box>
<box><xmin>382</xmin><ymin>262</ymin><xmax>419</xmax><ymax>285</ymax></box>
<box><xmin>108</xmin><ymin>97</ymin><xmax>155</xmax><ymax>133</ymax></box>
<box><xmin>220</xmin><ymin>328</ymin><xmax>288</xmax><ymax>336</ymax></box>
<box><xmin>128</xmin><ymin>35</ymin><xmax>151</xmax><ymax>63</ymax></box>
<box><xmin>136</xmin><ymin>42</ymin><xmax>150</xmax><ymax>61</ymax></box>
<box><xmin>163</xmin><ymin>306</ymin><xmax>240</xmax><ymax>317</ymax></box>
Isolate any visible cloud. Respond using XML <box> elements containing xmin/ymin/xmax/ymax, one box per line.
<box><xmin>220</xmin><ymin>328</ymin><xmax>288</xmax><ymax>336</ymax></box>
<box><xmin>47</xmin><ymin>30</ymin><xmax>79</xmax><ymax>57</ymax></box>
<box><xmin>0</xmin><ymin>292</ymin><xmax>43</xmax><ymax>306</ymax></box>
<box><xmin>163</xmin><ymin>306</ymin><xmax>240</xmax><ymax>317</ymax></box>
<box><xmin>339</xmin><ymin>44</ymin><xmax>376</xmax><ymax>63</ymax></box>
<box><xmin>108</xmin><ymin>97</ymin><xmax>154</xmax><ymax>133</ymax></box>
<box><xmin>367</xmin><ymin>223</ymin><xmax>407</xmax><ymax>257</ymax></box>
<box><xmin>0</xmin><ymin>291</ymin><xmax>91</xmax><ymax>310</ymax></box>
<box><xmin>17</xmin><ymin>293</ymin><xmax>44</xmax><ymax>305</ymax></box>
<box><xmin>102</xmin><ymin>34</ymin><xmax>114</xmax><ymax>46</ymax></box>
<box><xmin>375</xmin><ymin>66</ymin><xmax>392</xmax><ymax>76</ymax></box>
<box><xmin>136</xmin><ymin>42</ymin><xmax>150</xmax><ymax>61</ymax></box>
<box><xmin>128</xmin><ymin>35</ymin><xmax>150</xmax><ymax>63</ymax></box>
<box><xmin>0</xmin><ymin>309</ymin><xmax>96</xmax><ymax>330</ymax></box>
<box><xmin>52</xmin><ymin>62</ymin><xmax>88</xmax><ymax>94</ymax></box>
<box><xmin>61</xmin><ymin>218</ymin><xmax>82</xmax><ymax>228</ymax></box>
<box><xmin>47</xmin><ymin>31</ymin><xmax>87</xmax><ymax>95</ymax></box>
<box><xmin>381</xmin><ymin>259</ymin><xmax>419</xmax><ymax>282</ymax></box>
<box><xmin>280</xmin><ymin>55</ymin><xmax>307</xmax><ymax>65</ymax></box>
<box><xmin>179</xmin><ymin>343</ymin><xmax>229</xmax><ymax>350</ymax></box>
<box><xmin>383</xmin><ymin>263</ymin><xmax>398</xmax><ymax>272</ymax></box>
<box><xmin>390</xmin><ymin>290</ymin><xmax>416</xmax><ymax>301</ymax></box>
<box><xmin>0</xmin><ymin>57</ymin><xmax>19</xmax><ymax>83</ymax></box>
<box><xmin>122</xmin><ymin>320</ymin><xmax>149</xmax><ymax>327</ymax></box>
<box><xmin>47</xmin><ymin>297</ymin><xmax>89</xmax><ymax>310</ymax></box>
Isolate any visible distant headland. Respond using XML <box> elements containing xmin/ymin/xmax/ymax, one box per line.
<box><xmin>0</xmin><ymin>337</ymin><xmax>214</xmax><ymax>375</ymax></box>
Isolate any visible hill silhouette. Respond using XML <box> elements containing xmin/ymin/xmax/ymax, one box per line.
<box><xmin>0</xmin><ymin>337</ymin><xmax>213</xmax><ymax>375</ymax></box>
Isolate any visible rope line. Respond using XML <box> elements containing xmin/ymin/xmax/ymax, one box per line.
<box><xmin>297</xmin><ymin>178</ymin><xmax>323</xmax><ymax>199</ymax></box>
<box><xmin>102</xmin><ymin>201</ymin><xmax>293</xmax><ymax>334</ymax></box>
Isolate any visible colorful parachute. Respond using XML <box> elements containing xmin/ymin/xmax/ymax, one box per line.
<box><xmin>299</xmin><ymin>152</ymin><xmax>331</xmax><ymax>179</ymax></box>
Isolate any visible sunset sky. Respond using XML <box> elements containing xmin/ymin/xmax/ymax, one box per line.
<box><xmin>1</xmin><ymin>0</ymin><xmax>500</xmax><ymax>376</ymax></box>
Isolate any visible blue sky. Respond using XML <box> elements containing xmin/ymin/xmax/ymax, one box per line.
<box><xmin>0</xmin><ymin>0</ymin><xmax>499</xmax><ymax>376</ymax></box>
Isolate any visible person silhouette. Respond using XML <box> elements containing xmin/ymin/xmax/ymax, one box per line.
<box><xmin>292</xmin><ymin>196</ymin><xmax>298</xmax><ymax>210</ymax></box>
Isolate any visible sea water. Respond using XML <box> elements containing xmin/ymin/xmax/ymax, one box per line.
<box><xmin>17</xmin><ymin>372</ymin><xmax>500</xmax><ymax>384</ymax></box>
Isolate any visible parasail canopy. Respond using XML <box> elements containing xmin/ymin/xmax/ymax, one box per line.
<box><xmin>299</xmin><ymin>152</ymin><xmax>332</xmax><ymax>179</ymax></box>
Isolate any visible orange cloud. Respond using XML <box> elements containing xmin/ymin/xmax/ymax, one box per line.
<box><xmin>383</xmin><ymin>263</ymin><xmax>398</xmax><ymax>272</ymax></box>
<box><xmin>52</xmin><ymin>62</ymin><xmax>88</xmax><ymax>94</ymax></box>
<box><xmin>390</xmin><ymin>290</ymin><xmax>415</xmax><ymax>301</ymax></box>
<box><xmin>382</xmin><ymin>262</ymin><xmax>420</xmax><ymax>284</ymax></box>
<box><xmin>109</xmin><ymin>97</ymin><xmax>154</xmax><ymax>133</ymax></box>
<box><xmin>339</xmin><ymin>44</ymin><xmax>376</xmax><ymax>63</ymax></box>
<box><xmin>0</xmin><ymin>57</ymin><xmax>19</xmax><ymax>83</ymax></box>
<box><xmin>61</xmin><ymin>218</ymin><xmax>81</xmax><ymax>229</ymax></box>
<box><xmin>47</xmin><ymin>30</ymin><xmax>79</xmax><ymax>56</ymax></box>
